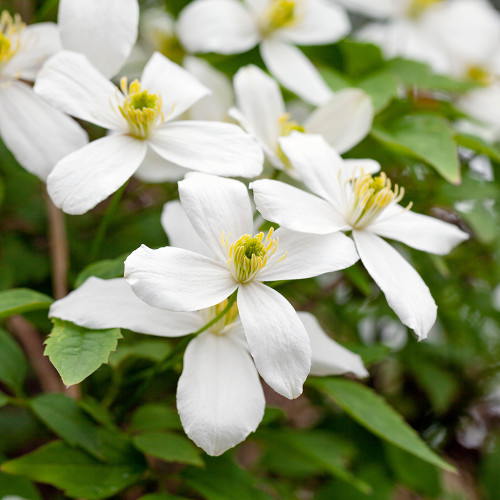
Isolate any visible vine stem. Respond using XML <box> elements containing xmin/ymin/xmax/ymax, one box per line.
<box><xmin>89</xmin><ymin>182</ymin><xmax>127</xmax><ymax>263</ymax></box>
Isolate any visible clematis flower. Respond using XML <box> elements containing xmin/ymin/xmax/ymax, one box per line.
<box><xmin>125</xmin><ymin>172</ymin><xmax>360</xmax><ymax>399</ymax></box>
<box><xmin>231</xmin><ymin>64</ymin><xmax>374</xmax><ymax>173</ymax></box>
<box><xmin>251</xmin><ymin>133</ymin><xmax>469</xmax><ymax>339</ymax></box>
<box><xmin>49</xmin><ymin>276</ymin><xmax>367</xmax><ymax>456</ymax></box>
<box><xmin>0</xmin><ymin>10</ymin><xmax>87</xmax><ymax>180</ymax></box>
<box><xmin>34</xmin><ymin>51</ymin><xmax>263</xmax><ymax>214</ymax></box>
<box><xmin>177</xmin><ymin>0</ymin><xmax>350</xmax><ymax>105</ymax></box>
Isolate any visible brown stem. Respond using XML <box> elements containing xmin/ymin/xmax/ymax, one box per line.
<box><xmin>44</xmin><ymin>190</ymin><xmax>68</xmax><ymax>300</ymax></box>
<box><xmin>8</xmin><ymin>315</ymin><xmax>64</xmax><ymax>394</ymax></box>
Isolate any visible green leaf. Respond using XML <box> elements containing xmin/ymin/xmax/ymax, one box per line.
<box><xmin>357</xmin><ymin>70</ymin><xmax>398</xmax><ymax>113</ymax></box>
<box><xmin>0</xmin><ymin>327</ymin><xmax>27</xmax><ymax>395</ymax></box>
<box><xmin>480</xmin><ymin>434</ymin><xmax>500</xmax><ymax>500</ymax></box>
<box><xmin>339</xmin><ymin>40</ymin><xmax>384</xmax><ymax>78</ymax></box>
<box><xmin>0</xmin><ymin>392</ymin><xmax>9</xmax><ymax>408</ymax></box>
<box><xmin>372</xmin><ymin>113</ymin><xmax>460</xmax><ymax>183</ymax></box>
<box><xmin>1</xmin><ymin>440</ymin><xmax>146</xmax><ymax>499</ymax></box>
<box><xmin>129</xmin><ymin>403</ymin><xmax>182</xmax><ymax>432</ymax></box>
<box><xmin>44</xmin><ymin>319</ymin><xmax>122</xmax><ymax>386</ymax></box>
<box><xmin>0</xmin><ymin>288</ymin><xmax>53</xmax><ymax>318</ymax></box>
<box><xmin>0</xmin><ymin>471</ymin><xmax>41</xmax><ymax>500</ymax></box>
<box><xmin>454</xmin><ymin>132</ymin><xmax>500</xmax><ymax>162</ymax></box>
<box><xmin>318</xmin><ymin>66</ymin><xmax>352</xmax><ymax>92</ymax></box>
<box><xmin>74</xmin><ymin>253</ymin><xmax>128</xmax><ymax>288</ymax></box>
<box><xmin>109</xmin><ymin>339</ymin><xmax>171</xmax><ymax>367</ymax></box>
<box><xmin>133</xmin><ymin>432</ymin><xmax>203</xmax><ymax>467</ymax></box>
<box><xmin>183</xmin><ymin>456</ymin><xmax>273</xmax><ymax>500</ymax></box>
<box><xmin>140</xmin><ymin>494</ymin><xmax>192</xmax><ymax>500</ymax></box>
<box><xmin>310</xmin><ymin>378</ymin><xmax>455</xmax><ymax>472</ymax></box>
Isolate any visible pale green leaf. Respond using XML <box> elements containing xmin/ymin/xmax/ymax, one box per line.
<box><xmin>129</xmin><ymin>403</ymin><xmax>182</xmax><ymax>432</ymax></box>
<box><xmin>0</xmin><ymin>327</ymin><xmax>26</xmax><ymax>394</ymax></box>
<box><xmin>74</xmin><ymin>254</ymin><xmax>128</xmax><ymax>288</ymax></box>
<box><xmin>0</xmin><ymin>288</ymin><xmax>53</xmax><ymax>318</ymax></box>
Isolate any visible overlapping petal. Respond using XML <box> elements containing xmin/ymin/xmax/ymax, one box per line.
<box><xmin>237</xmin><ymin>281</ymin><xmax>311</xmax><ymax>399</ymax></box>
<box><xmin>0</xmin><ymin>81</ymin><xmax>87</xmax><ymax>181</ymax></box>
<box><xmin>58</xmin><ymin>0</ymin><xmax>139</xmax><ymax>78</ymax></box>
<box><xmin>125</xmin><ymin>245</ymin><xmax>238</xmax><ymax>312</ymax></box>
<box><xmin>49</xmin><ymin>277</ymin><xmax>203</xmax><ymax>336</ymax></box>
<box><xmin>134</xmin><ymin>148</ymin><xmax>190</xmax><ymax>183</ymax></box>
<box><xmin>353</xmin><ymin>230</ymin><xmax>437</xmax><ymax>339</ymax></box>
<box><xmin>177</xmin><ymin>328</ymin><xmax>265</xmax><ymax>456</ymax></box>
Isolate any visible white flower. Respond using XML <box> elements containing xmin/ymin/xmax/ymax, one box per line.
<box><xmin>231</xmin><ymin>64</ymin><xmax>374</xmax><ymax>173</ymax></box>
<box><xmin>125</xmin><ymin>172</ymin><xmax>359</xmax><ymax>399</ymax></box>
<box><xmin>34</xmin><ymin>51</ymin><xmax>263</xmax><ymax>214</ymax></box>
<box><xmin>251</xmin><ymin>133</ymin><xmax>469</xmax><ymax>339</ymax></box>
<box><xmin>177</xmin><ymin>0</ymin><xmax>350</xmax><ymax>105</ymax></box>
<box><xmin>0</xmin><ymin>10</ymin><xmax>87</xmax><ymax>180</ymax></box>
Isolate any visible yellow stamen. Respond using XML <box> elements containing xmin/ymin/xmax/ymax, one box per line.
<box><xmin>200</xmin><ymin>298</ymin><xmax>239</xmax><ymax>335</ymax></box>
<box><xmin>0</xmin><ymin>11</ymin><xmax>25</xmax><ymax>67</ymax></box>
<box><xmin>407</xmin><ymin>0</ymin><xmax>442</xmax><ymax>18</ymax></box>
<box><xmin>345</xmin><ymin>170</ymin><xmax>412</xmax><ymax>229</ymax></box>
<box><xmin>467</xmin><ymin>65</ymin><xmax>493</xmax><ymax>85</ymax></box>
<box><xmin>118</xmin><ymin>77</ymin><xmax>164</xmax><ymax>139</ymax></box>
<box><xmin>262</xmin><ymin>0</ymin><xmax>298</xmax><ymax>35</ymax></box>
<box><xmin>221</xmin><ymin>227</ymin><xmax>286</xmax><ymax>283</ymax></box>
<box><xmin>277</xmin><ymin>113</ymin><xmax>306</xmax><ymax>167</ymax></box>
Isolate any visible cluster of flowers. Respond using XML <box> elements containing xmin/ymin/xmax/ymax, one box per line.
<box><xmin>1</xmin><ymin>0</ymin><xmax>477</xmax><ymax>455</ymax></box>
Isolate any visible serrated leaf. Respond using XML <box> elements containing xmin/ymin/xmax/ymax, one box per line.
<box><xmin>129</xmin><ymin>403</ymin><xmax>182</xmax><ymax>432</ymax></box>
<box><xmin>372</xmin><ymin>113</ymin><xmax>460</xmax><ymax>183</ymax></box>
<box><xmin>74</xmin><ymin>254</ymin><xmax>128</xmax><ymax>288</ymax></box>
<box><xmin>1</xmin><ymin>440</ymin><xmax>146</xmax><ymax>499</ymax></box>
<box><xmin>0</xmin><ymin>327</ymin><xmax>27</xmax><ymax>395</ymax></box>
<box><xmin>0</xmin><ymin>289</ymin><xmax>53</xmax><ymax>318</ymax></box>
<box><xmin>310</xmin><ymin>378</ymin><xmax>455</xmax><ymax>472</ymax></box>
<box><xmin>133</xmin><ymin>432</ymin><xmax>203</xmax><ymax>467</ymax></box>
<box><xmin>44</xmin><ymin>319</ymin><xmax>122</xmax><ymax>386</ymax></box>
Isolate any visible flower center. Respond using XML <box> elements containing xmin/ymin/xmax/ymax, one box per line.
<box><xmin>262</xmin><ymin>0</ymin><xmax>298</xmax><ymax>35</ymax></box>
<box><xmin>200</xmin><ymin>298</ymin><xmax>239</xmax><ymax>335</ymax></box>
<box><xmin>0</xmin><ymin>11</ymin><xmax>25</xmax><ymax>69</ymax></box>
<box><xmin>407</xmin><ymin>0</ymin><xmax>442</xmax><ymax>18</ymax></box>
<box><xmin>118</xmin><ymin>78</ymin><xmax>164</xmax><ymax>139</ymax></box>
<box><xmin>222</xmin><ymin>228</ymin><xmax>286</xmax><ymax>283</ymax></box>
<box><xmin>466</xmin><ymin>65</ymin><xmax>494</xmax><ymax>85</ymax></box>
<box><xmin>277</xmin><ymin>113</ymin><xmax>306</xmax><ymax>167</ymax></box>
<box><xmin>345</xmin><ymin>170</ymin><xmax>411</xmax><ymax>229</ymax></box>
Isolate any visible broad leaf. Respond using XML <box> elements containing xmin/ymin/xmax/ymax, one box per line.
<box><xmin>129</xmin><ymin>403</ymin><xmax>182</xmax><ymax>432</ymax></box>
<box><xmin>310</xmin><ymin>378</ymin><xmax>455</xmax><ymax>472</ymax></box>
<box><xmin>0</xmin><ymin>327</ymin><xmax>27</xmax><ymax>395</ymax></box>
<box><xmin>1</xmin><ymin>441</ymin><xmax>146</xmax><ymax>499</ymax></box>
<box><xmin>0</xmin><ymin>288</ymin><xmax>53</xmax><ymax>318</ymax></box>
<box><xmin>372</xmin><ymin>113</ymin><xmax>460</xmax><ymax>183</ymax></box>
<box><xmin>357</xmin><ymin>70</ymin><xmax>398</xmax><ymax>113</ymax></box>
<box><xmin>44</xmin><ymin>319</ymin><xmax>122</xmax><ymax>386</ymax></box>
<box><xmin>74</xmin><ymin>253</ymin><xmax>128</xmax><ymax>288</ymax></box>
<box><xmin>454</xmin><ymin>133</ymin><xmax>500</xmax><ymax>162</ymax></box>
<box><xmin>133</xmin><ymin>432</ymin><xmax>203</xmax><ymax>467</ymax></box>
<box><xmin>0</xmin><ymin>471</ymin><xmax>41</xmax><ymax>500</ymax></box>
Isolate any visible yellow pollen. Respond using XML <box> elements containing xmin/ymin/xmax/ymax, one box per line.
<box><xmin>0</xmin><ymin>11</ymin><xmax>25</xmax><ymax>67</ymax></box>
<box><xmin>408</xmin><ymin>0</ymin><xmax>442</xmax><ymax>18</ymax></box>
<box><xmin>346</xmin><ymin>170</ymin><xmax>412</xmax><ymax>229</ymax></box>
<box><xmin>200</xmin><ymin>298</ymin><xmax>239</xmax><ymax>335</ymax></box>
<box><xmin>160</xmin><ymin>36</ymin><xmax>185</xmax><ymax>65</ymax></box>
<box><xmin>262</xmin><ymin>0</ymin><xmax>298</xmax><ymax>34</ymax></box>
<box><xmin>277</xmin><ymin>113</ymin><xmax>306</xmax><ymax>167</ymax></box>
<box><xmin>467</xmin><ymin>65</ymin><xmax>493</xmax><ymax>85</ymax></box>
<box><xmin>221</xmin><ymin>227</ymin><xmax>287</xmax><ymax>283</ymax></box>
<box><xmin>118</xmin><ymin>77</ymin><xmax>164</xmax><ymax>139</ymax></box>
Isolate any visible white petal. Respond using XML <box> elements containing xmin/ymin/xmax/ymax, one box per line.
<box><xmin>125</xmin><ymin>245</ymin><xmax>238</xmax><ymax>312</ymax></box>
<box><xmin>161</xmin><ymin>200</ymin><xmax>214</xmax><ymax>258</ymax></box>
<box><xmin>305</xmin><ymin>88</ymin><xmax>374</xmax><ymax>154</ymax></box>
<box><xmin>298</xmin><ymin>312</ymin><xmax>368</xmax><ymax>377</ymax></box>
<box><xmin>34</xmin><ymin>51</ymin><xmax>124</xmax><ymax>130</ymax></box>
<box><xmin>179</xmin><ymin>173</ymin><xmax>254</xmax><ymax>261</ymax></box>
<box><xmin>0</xmin><ymin>81</ymin><xmax>87</xmax><ymax>181</ymax></box>
<box><xmin>177</xmin><ymin>330</ymin><xmax>265</xmax><ymax>456</ymax></box>
<box><xmin>370</xmin><ymin>205</ymin><xmax>469</xmax><ymax>255</ymax></box>
<box><xmin>458</xmin><ymin>84</ymin><xmax>500</xmax><ymax>133</ymax></box>
<box><xmin>233</xmin><ymin>65</ymin><xmax>285</xmax><ymax>153</ymax></box>
<box><xmin>258</xmin><ymin>229</ymin><xmax>358</xmax><ymax>281</ymax></box>
<box><xmin>238</xmin><ymin>282</ymin><xmax>311</xmax><ymax>399</ymax></box>
<box><xmin>342</xmin><ymin>158</ymin><xmax>381</xmax><ymax>175</ymax></box>
<box><xmin>134</xmin><ymin>147</ymin><xmax>190</xmax><ymax>183</ymax></box>
<box><xmin>150</xmin><ymin>121</ymin><xmax>263</xmax><ymax>177</ymax></box>
<box><xmin>4</xmin><ymin>23</ymin><xmax>61</xmax><ymax>81</ymax></box>
<box><xmin>47</xmin><ymin>134</ymin><xmax>147</xmax><ymax>215</ymax></box>
<box><xmin>278</xmin><ymin>0</ymin><xmax>350</xmax><ymax>46</ymax></box>
<box><xmin>353</xmin><ymin>230</ymin><xmax>437</xmax><ymax>340</ymax></box>
<box><xmin>335</xmin><ymin>0</ymin><xmax>395</xmax><ymax>18</ymax></box>
<box><xmin>177</xmin><ymin>0</ymin><xmax>259</xmax><ymax>54</ymax></box>
<box><xmin>251</xmin><ymin>179</ymin><xmax>348</xmax><ymax>237</ymax></box>
<box><xmin>58</xmin><ymin>0</ymin><xmax>139</xmax><ymax>78</ymax></box>
<box><xmin>50</xmin><ymin>277</ymin><xmax>203</xmax><ymax>336</ymax></box>
<box><xmin>260</xmin><ymin>40</ymin><xmax>333</xmax><ymax>106</ymax></box>
<box><xmin>141</xmin><ymin>52</ymin><xmax>210</xmax><ymax>121</ymax></box>
<box><xmin>184</xmin><ymin>56</ymin><xmax>234</xmax><ymax>122</ymax></box>
<box><xmin>279</xmin><ymin>133</ymin><xmax>345</xmax><ymax>208</ymax></box>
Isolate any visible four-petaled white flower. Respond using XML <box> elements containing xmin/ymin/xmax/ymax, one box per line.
<box><xmin>251</xmin><ymin>133</ymin><xmax>469</xmax><ymax>339</ymax></box>
<box><xmin>34</xmin><ymin>51</ymin><xmax>263</xmax><ymax>214</ymax></box>
<box><xmin>177</xmin><ymin>0</ymin><xmax>350</xmax><ymax>105</ymax></box>
<box><xmin>231</xmin><ymin>64</ymin><xmax>374</xmax><ymax>173</ymax></box>
<box><xmin>125</xmin><ymin>172</ymin><xmax>360</xmax><ymax>399</ymax></box>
